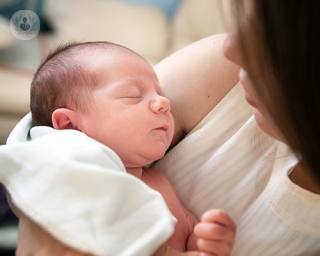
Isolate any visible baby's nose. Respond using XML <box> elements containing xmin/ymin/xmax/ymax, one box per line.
<box><xmin>150</xmin><ymin>96</ymin><xmax>170</xmax><ymax>113</ymax></box>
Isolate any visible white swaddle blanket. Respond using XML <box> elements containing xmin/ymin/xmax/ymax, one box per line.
<box><xmin>0</xmin><ymin>113</ymin><xmax>176</xmax><ymax>256</ymax></box>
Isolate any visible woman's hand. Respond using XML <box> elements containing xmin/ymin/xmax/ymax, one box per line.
<box><xmin>194</xmin><ymin>209</ymin><xmax>237</xmax><ymax>256</ymax></box>
<box><xmin>16</xmin><ymin>214</ymin><xmax>92</xmax><ymax>256</ymax></box>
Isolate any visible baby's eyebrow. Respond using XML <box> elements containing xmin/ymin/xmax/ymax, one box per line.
<box><xmin>107</xmin><ymin>79</ymin><xmax>139</xmax><ymax>91</ymax></box>
<box><xmin>115</xmin><ymin>79</ymin><xmax>141</xmax><ymax>90</ymax></box>
<box><xmin>114</xmin><ymin>78</ymin><xmax>162</xmax><ymax>95</ymax></box>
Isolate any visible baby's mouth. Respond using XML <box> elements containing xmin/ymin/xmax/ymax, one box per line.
<box><xmin>155</xmin><ymin>125</ymin><xmax>169</xmax><ymax>132</ymax></box>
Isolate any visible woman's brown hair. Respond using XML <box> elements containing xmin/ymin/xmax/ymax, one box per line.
<box><xmin>233</xmin><ymin>0</ymin><xmax>320</xmax><ymax>185</ymax></box>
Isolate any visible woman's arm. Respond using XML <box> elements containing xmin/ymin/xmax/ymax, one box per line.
<box><xmin>16</xmin><ymin>215</ymin><xmax>199</xmax><ymax>256</ymax></box>
<box><xmin>154</xmin><ymin>34</ymin><xmax>240</xmax><ymax>148</ymax></box>
<box><xmin>16</xmin><ymin>215</ymin><xmax>93</xmax><ymax>256</ymax></box>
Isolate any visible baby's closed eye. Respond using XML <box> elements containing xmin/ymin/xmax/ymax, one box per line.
<box><xmin>122</xmin><ymin>95</ymin><xmax>142</xmax><ymax>98</ymax></box>
<box><xmin>119</xmin><ymin>87</ymin><xmax>142</xmax><ymax>99</ymax></box>
<box><xmin>120</xmin><ymin>94</ymin><xmax>143</xmax><ymax>104</ymax></box>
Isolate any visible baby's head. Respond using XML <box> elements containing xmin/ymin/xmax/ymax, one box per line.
<box><xmin>31</xmin><ymin>41</ymin><xmax>137</xmax><ymax>127</ymax></box>
<box><xmin>31</xmin><ymin>42</ymin><xmax>174</xmax><ymax>167</ymax></box>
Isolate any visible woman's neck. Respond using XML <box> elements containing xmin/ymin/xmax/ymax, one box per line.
<box><xmin>289</xmin><ymin>162</ymin><xmax>320</xmax><ymax>194</ymax></box>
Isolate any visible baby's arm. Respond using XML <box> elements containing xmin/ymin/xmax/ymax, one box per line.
<box><xmin>164</xmin><ymin>173</ymin><xmax>236</xmax><ymax>255</ymax></box>
<box><xmin>184</xmin><ymin>207</ymin><xmax>199</xmax><ymax>251</ymax></box>
<box><xmin>155</xmin><ymin>208</ymin><xmax>237</xmax><ymax>256</ymax></box>
<box><xmin>193</xmin><ymin>209</ymin><xmax>237</xmax><ymax>256</ymax></box>
<box><xmin>184</xmin><ymin>206</ymin><xmax>236</xmax><ymax>256</ymax></box>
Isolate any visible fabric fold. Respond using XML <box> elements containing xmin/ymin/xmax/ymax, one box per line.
<box><xmin>0</xmin><ymin>117</ymin><xmax>175</xmax><ymax>256</ymax></box>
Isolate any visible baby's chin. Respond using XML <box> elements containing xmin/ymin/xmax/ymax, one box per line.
<box><xmin>123</xmin><ymin>150</ymin><xmax>167</xmax><ymax>168</ymax></box>
<box><xmin>145</xmin><ymin>148</ymin><xmax>167</xmax><ymax>162</ymax></box>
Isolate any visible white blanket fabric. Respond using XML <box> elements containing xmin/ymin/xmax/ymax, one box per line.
<box><xmin>0</xmin><ymin>113</ymin><xmax>176</xmax><ymax>256</ymax></box>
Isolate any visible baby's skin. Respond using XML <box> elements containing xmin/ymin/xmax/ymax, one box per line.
<box><xmin>51</xmin><ymin>45</ymin><xmax>236</xmax><ymax>255</ymax></box>
<box><xmin>128</xmin><ymin>167</ymin><xmax>236</xmax><ymax>255</ymax></box>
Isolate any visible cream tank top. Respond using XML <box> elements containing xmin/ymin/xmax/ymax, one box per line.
<box><xmin>153</xmin><ymin>82</ymin><xmax>320</xmax><ymax>256</ymax></box>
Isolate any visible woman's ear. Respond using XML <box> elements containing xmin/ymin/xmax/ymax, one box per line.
<box><xmin>52</xmin><ymin>108</ymin><xmax>81</xmax><ymax>131</ymax></box>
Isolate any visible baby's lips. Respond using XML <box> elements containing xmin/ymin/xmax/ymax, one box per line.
<box><xmin>160</xmin><ymin>124</ymin><xmax>170</xmax><ymax>131</ymax></box>
<box><xmin>153</xmin><ymin>124</ymin><xmax>170</xmax><ymax>132</ymax></box>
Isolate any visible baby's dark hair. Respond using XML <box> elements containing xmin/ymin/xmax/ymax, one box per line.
<box><xmin>30</xmin><ymin>41</ymin><xmax>139</xmax><ymax>127</ymax></box>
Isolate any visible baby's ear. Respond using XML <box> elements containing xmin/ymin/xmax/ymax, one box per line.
<box><xmin>52</xmin><ymin>108</ymin><xmax>81</xmax><ymax>131</ymax></box>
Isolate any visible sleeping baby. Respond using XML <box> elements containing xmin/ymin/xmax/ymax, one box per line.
<box><xmin>30</xmin><ymin>41</ymin><xmax>236</xmax><ymax>255</ymax></box>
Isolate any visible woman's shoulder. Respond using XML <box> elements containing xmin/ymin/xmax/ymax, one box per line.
<box><xmin>154</xmin><ymin>34</ymin><xmax>240</xmax><ymax>147</ymax></box>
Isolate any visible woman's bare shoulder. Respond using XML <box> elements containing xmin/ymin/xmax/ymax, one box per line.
<box><xmin>154</xmin><ymin>34</ymin><xmax>240</xmax><ymax>147</ymax></box>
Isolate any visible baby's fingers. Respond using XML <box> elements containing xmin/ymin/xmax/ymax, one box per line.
<box><xmin>153</xmin><ymin>244</ymin><xmax>201</xmax><ymax>256</ymax></box>
<box><xmin>194</xmin><ymin>209</ymin><xmax>236</xmax><ymax>241</ymax></box>
<box><xmin>197</xmin><ymin>238</ymin><xmax>232</xmax><ymax>256</ymax></box>
<box><xmin>193</xmin><ymin>222</ymin><xmax>234</xmax><ymax>241</ymax></box>
<box><xmin>201</xmin><ymin>209</ymin><xmax>236</xmax><ymax>230</ymax></box>
<box><xmin>194</xmin><ymin>209</ymin><xmax>237</xmax><ymax>256</ymax></box>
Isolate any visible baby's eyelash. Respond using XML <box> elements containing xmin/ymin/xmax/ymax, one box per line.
<box><xmin>124</xmin><ymin>96</ymin><xmax>141</xmax><ymax>98</ymax></box>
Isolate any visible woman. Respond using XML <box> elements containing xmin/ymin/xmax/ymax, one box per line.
<box><xmin>13</xmin><ymin>0</ymin><xmax>320</xmax><ymax>255</ymax></box>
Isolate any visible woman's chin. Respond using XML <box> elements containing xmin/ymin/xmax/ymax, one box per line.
<box><xmin>254</xmin><ymin>109</ymin><xmax>285</xmax><ymax>143</ymax></box>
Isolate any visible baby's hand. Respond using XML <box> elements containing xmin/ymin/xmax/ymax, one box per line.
<box><xmin>193</xmin><ymin>209</ymin><xmax>236</xmax><ymax>256</ymax></box>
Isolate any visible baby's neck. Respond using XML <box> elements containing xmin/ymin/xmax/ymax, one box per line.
<box><xmin>126</xmin><ymin>167</ymin><xmax>144</xmax><ymax>179</ymax></box>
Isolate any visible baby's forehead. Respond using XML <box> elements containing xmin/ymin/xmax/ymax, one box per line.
<box><xmin>80</xmin><ymin>47</ymin><xmax>144</xmax><ymax>73</ymax></box>
<box><xmin>82</xmin><ymin>46</ymin><xmax>138</xmax><ymax>61</ymax></box>
<box><xmin>68</xmin><ymin>45</ymin><xmax>157</xmax><ymax>90</ymax></box>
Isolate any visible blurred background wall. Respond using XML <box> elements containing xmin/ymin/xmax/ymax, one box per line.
<box><xmin>0</xmin><ymin>0</ymin><xmax>234</xmax><ymax>145</ymax></box>
<box><xmin>0</xmin><ymin>0</ymin><xmax>233</xmax><ymax>254</ymax></box>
